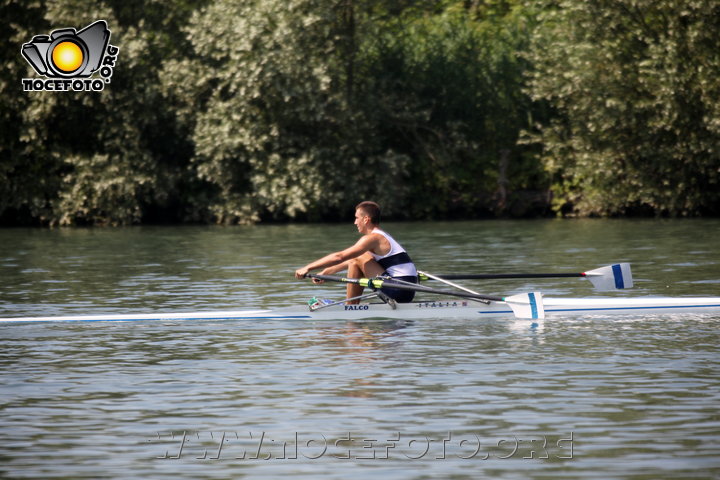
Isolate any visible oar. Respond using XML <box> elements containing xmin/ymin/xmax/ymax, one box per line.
<box><xmin>418</xmin><ymin>263</ymin><xmax>633</xmax><ymax>291</ymax></box>
<box><xmin>305</xmin><ymin>273</ymin><xmax>544</xmax><ymax>320</ymax></box>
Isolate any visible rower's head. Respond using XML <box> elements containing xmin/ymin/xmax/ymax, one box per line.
<box><xmin>355</xmin><ymin>201</ymin><xmax>380</xmax><ymax>233</ymax></box>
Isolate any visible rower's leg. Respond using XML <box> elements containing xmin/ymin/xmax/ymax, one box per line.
<box><xmin>345</xmin><ymin>257</ymin><xmax>366</xmax><ymax>303</ymax></box>
<box><xmin>345</xmin><ymin>253</ymin><xmax>385</xmax><ymax>304</ymax></box>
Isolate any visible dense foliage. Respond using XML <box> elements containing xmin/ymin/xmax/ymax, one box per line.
<box><xmin>525</xmin><ymin>0</ymin><xmax>720</xmax><ymax>216</ymax></box>
<box><xmin>1</xmin><ymin>0</ymin><xmax>718</xmax><ymax>225</ymax></box>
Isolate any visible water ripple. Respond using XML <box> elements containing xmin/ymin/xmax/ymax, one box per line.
<box><xmin>1</xmin><ymin>222</ymin><xmax>720</xmax><ymax>479</ymax></box>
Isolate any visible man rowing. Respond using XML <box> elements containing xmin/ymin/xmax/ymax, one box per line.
<box><xmin>294</xmin><ymin>201</ymin><xmax>418</xmax><ymax>304</ymax></box>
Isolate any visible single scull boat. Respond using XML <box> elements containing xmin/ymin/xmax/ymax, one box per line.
<box><xmin>1</xmin><ymin>264</ymin><xmax>718</xmax><ymax>323</ymax></box>
<box><xmin>1</xmin><ymin>296</ymin><xmax>719</xmax><ymax>323</ymax></box>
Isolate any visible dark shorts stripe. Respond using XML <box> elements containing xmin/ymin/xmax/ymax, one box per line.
<box><xmin>379</xmin><ymin>275</ymin><xmax>418</xmax><ymax>303</ymax></box>
<box><xmin>377</xmin><ymin>252</ymin><xmax>414</xmax><ymax>271</ymax></box>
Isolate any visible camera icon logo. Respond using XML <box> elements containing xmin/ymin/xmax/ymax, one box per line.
<box><xmin>21</xmin><ymin>20</ymin><xmax>119</xmax><ymax>92</ymax></box>
<box><xmin>22</xmin><ymin>20</ymin><xmax>110</xmax><ymax>78</ymax></box>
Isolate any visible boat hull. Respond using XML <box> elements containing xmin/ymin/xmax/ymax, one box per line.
<box><xmin>1</xmin><ymin>297</ymin><xmax>720</xmax><ymax>323</ymax></box>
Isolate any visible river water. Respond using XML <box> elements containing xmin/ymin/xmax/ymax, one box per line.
<box><xmin>1</xmin><ymin>219</ymin><xmax>719</xmax><ymax>479</ymax></box>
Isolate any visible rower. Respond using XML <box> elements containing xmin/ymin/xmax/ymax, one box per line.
<box><xmin>294</xmin><ymin>201</ymin><xmax>418</xmax><ymax>304</ymax></box>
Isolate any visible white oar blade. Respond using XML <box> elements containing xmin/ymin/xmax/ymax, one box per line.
<box><xmin>504</xmin><ymin>292</ymin><xmax>545</xmax><ymax>320</ymax></box>
<box><xmin>585</xmin><ymin>263</ymin><xmax>633</xmax><ymax>291</ymax></box>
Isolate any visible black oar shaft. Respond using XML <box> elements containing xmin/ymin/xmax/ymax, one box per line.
<box><xmin>429</xmin><ymin>273</ymin><xmax>584</xmax><ymax>280</ymax></box>
<box><xmin>306</xmin><ymin>274</ymin><xmax>503</xmax><ymax>302</ymax></box>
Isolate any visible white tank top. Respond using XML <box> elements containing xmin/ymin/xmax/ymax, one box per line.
<box><xmin>370</xmin><ymin>228</ymin><xmax>417</xmax><ymax>278</ymax></box>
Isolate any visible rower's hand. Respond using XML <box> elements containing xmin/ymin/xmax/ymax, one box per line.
<box><xmin>296</xmin><ymin>268</ymin><xmax>324</xmax><ymax>284</ymax></box>
<box><xmin>294</xmin><ymin>267</ymin><xmax>309</xmax><ymax>280</ymax></box>
<box><xmin>312</xmin><ymin>268</ymin><xmax>336</xmax><ymax>285</ymax></box>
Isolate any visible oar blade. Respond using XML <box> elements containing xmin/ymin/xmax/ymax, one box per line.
<box><xmin>585</xmin><ymin>263</ymin><xmax>633</xmax><ymax>291</ymax></box>
<box><xmin>504</xmin><ymin>292</ymin><xmax>545</xmax><ymax>320</ymax></box>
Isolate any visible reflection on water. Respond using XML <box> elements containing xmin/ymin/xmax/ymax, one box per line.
<box><xmin>1</xmin><ymin>220</ymin><xmax>719</xmax><ymax>479</ymax></box>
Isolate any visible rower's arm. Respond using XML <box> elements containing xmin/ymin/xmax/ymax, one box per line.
<box><xmin>320</xmin><ymin>260</ymin><xmax>350</xmax><ymax>275</ymax></box>
<box><xmin>295</xmin><ymin>235</ymin><xmax>377</xmax><ymax>279</ymax></box>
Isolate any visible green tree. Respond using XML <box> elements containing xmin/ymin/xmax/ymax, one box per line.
<box><xmin>2</xmin><ymin>0</ymin><xmax>548</xmax><ymax>225</ymax></box>
<box><xmin>3</xmin><ymin>0</ymin><xmax>205</xmax><ymax>226</ymax></box>
<box><xmin>526</xmin><ymin>0</ymin><xmax>720</xmax><ymax>216</ymax></box>
<box><xmin>0</xmin><ymin>0</ymin><xmax>53</xmax><ymax>224</ymax></box>
<box><xmin>162</xmin><ymin>0</ymin><xmax>415</xmax><ymax>224</ymax></box>
<box><xmin>358</xmin><ymin>0</ymin><xmax>546</xmax><ymax>218</ymax></box>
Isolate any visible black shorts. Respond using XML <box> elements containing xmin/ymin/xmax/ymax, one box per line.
<box><xmin>379</xmin><ymin>274</ymin><xmax>418</xmax><ymax>303</ymax></box>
